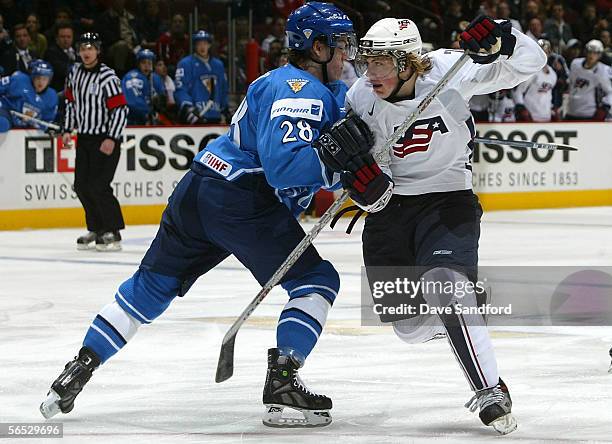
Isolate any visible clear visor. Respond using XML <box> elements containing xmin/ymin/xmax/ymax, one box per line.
<box><xmin>331</xmin><ymin>32</ymin><xmax>357</xmax><ymax>60</ymax></box>
<box><xmin>355</xmin><ymin>53</ymin><xmax>398</xmax><ymax>79</ymax></box>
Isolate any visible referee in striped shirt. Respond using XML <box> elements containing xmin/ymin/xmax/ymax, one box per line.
<box><xmin>63</xmin><ymin>32</ymin><xmax>129</xmax><ymax>252</ymax></box>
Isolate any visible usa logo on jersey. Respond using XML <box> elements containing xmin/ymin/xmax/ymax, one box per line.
<box><xmin>392</xmin><ymin>116</ymin><xmax>449</xmax><ymax>158</ymax></box>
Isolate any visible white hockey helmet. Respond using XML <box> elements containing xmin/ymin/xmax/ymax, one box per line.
<box><xmin>357</xmin><ymin>18</ymin><xmax>422</xmax><ymax>74</ymax></box>
<box><xmin>585</xmin><ymin>39</ymin><xmax>604</xmax><ymax>54</ymax></box>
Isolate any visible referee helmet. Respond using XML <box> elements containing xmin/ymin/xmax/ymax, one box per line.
<box><xmin>77</xmin><ymin>32</ymin><xmax>102</xmax><ymax>50</ymax></box>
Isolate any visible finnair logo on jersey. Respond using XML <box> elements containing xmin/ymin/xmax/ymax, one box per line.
<box><xmin>286</xmin><ymin>78</ymin><xmax>309</xmax><ymax>93</ymax></box>
<box><xmin>200</xmin><ymin>152</ymin><xmax>232</xmax><ymax>177</ymax></box>
<box><xmin>270</xmin><ymin>98</ymin><xmax>323</xmax><ymax>122</ymax></box>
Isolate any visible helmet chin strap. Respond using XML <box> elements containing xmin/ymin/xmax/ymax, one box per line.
<box><xmin>386</xmin><ymin>69</ymin><xmax>416</xmax><ymax>103</ymax></box>
<box><xmin>311</xmin><ymin>47</ymin><xmax>335</xmax><ymax>84</ymax></box>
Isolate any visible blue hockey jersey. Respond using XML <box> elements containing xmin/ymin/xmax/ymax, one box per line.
<box><xmin>194</xmin><ymin>63</ymin><xmax>345</xmax><ymax>216</ymax></box>
<box><xmin>174</xmin><ymin>54</ymin><xmax>228</xmax><ymax>121</ymax></box>
<box><xmin>0</xmin><ymin>71</ymin><xmax>58</xmax><ymax>129</ymax></box>
<box><xmin>122</xmin><ymin>69</ymin><xmax>166</xmax><ymax>123</ymax></box>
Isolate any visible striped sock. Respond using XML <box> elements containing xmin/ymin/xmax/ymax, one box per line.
<box><xmin>83</xmin><ymin>301</ymin><xmax>141</xmax><ymax>364</ymax></box>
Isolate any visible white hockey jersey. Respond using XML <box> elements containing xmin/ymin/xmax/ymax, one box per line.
<box><xmin>346</xmin><ymin>28</ymin><xmax>546</xmax><ymax>195</ymax></box>
<box><xmin>567</xmin><ymin>58</ymin><xmax>612</xmax><ymax>117</ymax></box>
<box><xmin>514</xmin><ymin>65</ymin><xmax>557</xmax><ymax>122</ymax></box>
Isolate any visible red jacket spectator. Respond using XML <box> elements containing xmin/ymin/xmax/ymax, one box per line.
<box><xmin>272</xmin><ymin>0</ymin><xmax>305</xmax><ymax>19</ymax></box>
<box><xmin>156</xmin><ymin>14</ymin><xmax>189</xmax><ymax>74</ymax></box>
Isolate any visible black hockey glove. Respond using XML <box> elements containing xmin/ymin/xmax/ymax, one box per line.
<box><xmin>313</xmin><ymin>113</ymin><xmax>374</xmax><ymax>172</ymax></box>
<box><xmin>460</xmin><ymin>16</ymin><xmax>516</xmax><ymax>64</ymax></box>
<box><xmin>340</xmin><ymin>152</ymin><xmax>394</xmax><ymax>213</ymax></box>
<box><xmin>180</xmin><ymin>105</ymin><xmax>200</xmax><ymax>124</ymax></box>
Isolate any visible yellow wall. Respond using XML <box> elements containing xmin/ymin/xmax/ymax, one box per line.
<box><xmin>2</xmin><ymin>189</ymin><xmax>611</xmax><ymax>230</ymax></box>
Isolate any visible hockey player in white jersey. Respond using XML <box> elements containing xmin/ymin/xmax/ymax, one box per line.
<box><xmin>342</xmin><ymin>15</ymin><xmax>546</xmax><ymax>434</ymax></box>
<box><xmin>566</xmin><ymin>39</ymin><xmax>612</xmax><ymax>120</ymax></box>
<box><xmin>514</xmin><ymin>39</ymin><xmax>558</xmax><ymax>122</ymax></box>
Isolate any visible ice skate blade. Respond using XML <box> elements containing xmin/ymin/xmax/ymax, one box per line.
<box><xmin>262</xmin><ymin>404</ymin><xmax>332</xmax><ymax>428</ymax></box>
<box><xmin>95</xmin><ymin>243</ymin><xmax>122</xmax><ymax>252</ymax></box>
<box><xmin>76</xmin><ymin>243</ymin><xmax>94</xmax><ymax>251</ymax></box>
<box><xmin>490</xmin><ymin>413</ymin><xmax>517</xmax><ymax>435</ymax></box>
<box><xmin>40</xmin><ymin>390</ymin><xmax>61</xmax><ymax>419</ymax></box>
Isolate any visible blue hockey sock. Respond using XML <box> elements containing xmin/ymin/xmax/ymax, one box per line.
<box><xmin>276</xmin><ymin>292</ymin><xmax>332</xmax><ymax>362</ymax></box>
<box><xmin>83</xmin><ymin>301</ymin><xmax>141</xmax><ymax>364</ymax></box>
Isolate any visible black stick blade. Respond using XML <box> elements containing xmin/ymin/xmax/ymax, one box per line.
<box><xmin>215</xmin><ymin>336</ymin><xmax>236</xmax><ymax>383</ymax></box>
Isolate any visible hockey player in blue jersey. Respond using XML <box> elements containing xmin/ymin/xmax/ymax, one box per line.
<box><xmin>122</xmin><ymin>49</ymin><xmax>166</xmax><ymax>125</ymax></box>
<box><xmin>0</xmin><ymin>59</ymin><xmax>58</xmax><ymax>132</ymax></box>
<box><xmin>174</xmin><ymin>30</ymin><xmax>228</xmax><ymax>124</ymax></box>
<box><xmin>41</xmin><ymin>2</ymin><xmax>392</xmax><ymax>427</ymax></box>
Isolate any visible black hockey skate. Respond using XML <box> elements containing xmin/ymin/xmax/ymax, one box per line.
<box><xmin>95</xmin><ymin>231</ymin><xmax>122</xmax><ymax>252</ymax></box>
<box><xmin>465</xmin><ymin>378</ymin><xmax>517</xmax><ymax>435</ymax></box>
<box><xmin>609</xmin><ymin>347</ymin><xmax>612</xmax><ymax>373</ymax></box>
<box><xmin>76</xmin><ymin>231</ymin><xmax>97</xmax><ymax>250</ymax></box>
<box><xmin>262</xmin><ymin>348</ymin><xmax>332</xmax><ymax>427</ymax></box>
<box><xmin>40</xmin><ymin>347</ymin><xmax>100</xmax><ymax>419</ymax></box>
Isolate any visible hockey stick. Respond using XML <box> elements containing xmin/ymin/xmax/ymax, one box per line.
<box><xmin>214</xmin><ymin>52</ymin><xmax>471</xmax><ymax>383</ymax></box>
<box><xmin>474</xmin><ymin>137</ymin><xmax>578</xmax><ymax>151</ymax></box>
<box><xmin>10</xmin><ymin>110</ymin><xmax>61</xmax><ymax>131</ymax></box>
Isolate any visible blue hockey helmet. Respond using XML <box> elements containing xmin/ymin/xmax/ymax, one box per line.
<box><xmin>192</xmin><ymin>30</ymin><xmax>212</xmax><ymax>44</ymax></box>
<box><xmin>136</xmin><ymin>49</ymin><xmax>156</xmax><ymax>62</ymax></box>
<box><xmin>286</xmin><ymin>2</ymin><xmax>356</xmax><ymax>60</ymax></box>
<box><xmin>30</xmin><ymin>59</ymin><xmax>54</xmax><ymax>79</ymax></box>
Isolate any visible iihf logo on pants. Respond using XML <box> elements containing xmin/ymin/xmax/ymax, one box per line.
<box><xmin>393</xmin><ymin>116</ymin><xmax>449</xmax><ymax>158</ymax></box>
<box><xmin>24</xmin><ymin>134</ymin><xmax>76</xmax><ymax>174</ymax></box>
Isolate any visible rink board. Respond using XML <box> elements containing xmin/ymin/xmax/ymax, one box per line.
<box><xmin>0</xmin><ymin>123</ymin><xmax>610</xmax><ymax>230</ymax></box>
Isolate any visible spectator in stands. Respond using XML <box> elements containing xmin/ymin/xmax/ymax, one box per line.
<box><xmin>272</xmin><ymin>0</ymin><xmax>304</xmax><ymax>19</ymax></box>
<box><xmin>544</xmin><ymin>3</ymin><xmax>573</xmax><ymax>51</ymax></box>
<box><xmin>0</xmin><ymin>14</ymin><xmax>12</xmax><ymax>53</ymax></box>
<box><xmin>175</xmin><ymin>30</ymin><xmax>228</xmax><ymax>124</ymax></box>
<box><xmin>599</xmin><ymin>29</ymin><xmax>611</xmax><ymax>65</ymax></box>
<box><xmin>96</xmin><ymin>0</ymin><xmax>138</xmax><ymax>77</ymax></box>
<box><xmin>443</xmin><ymin>0</ymin><xmax>467</xmax><ymax>44</ymax></box>
<box><xmin>122</xmin><ymin>49</ymin><xmax>166</xmax><ymax>125</ymax></box>
<box><xmin>155</xmin><ymin>58</ymin><xmax>175</xmax><ymax>110</ymax></box>
<box><xmin>157</xmin><ymin>14</ymin><xmax>189</xmax><ymax>76</ymax></box>
<box><xmin>136</xmin><ymin>0</ymin><xmax>165</xmax><ymax>52</ymax></box>
<box><xmin>574</xmin><ymin>4</ymin><xmax>599</xmax><ymax>44</ymax></box>
<box><xmin>26</xmin><ymin>13</ymin><xmax>47</xmax><ymax>58</ymax></box>
<box><xmin>514</xmin><ymin>40</ymin><xmax>558</xmax><ymax>122</ymax></box>
<box><xmin>0</xmin><ymin>0</ymin><xmax>26</xmax><ymax>31</ymax></box>
<box><xmin>260</xmin><ymin>38</ymin><xmax>284</xmax><ymax>73</ymax></box>
<box><xmin>522</xmin><ymin>0</ymin><xmax>542</xmax><ymax>29</ymax></box>
<box><xmin>261</xmin><ymin>17</ymin><xmax>286</xmax><ymax>53</ymax></box>
<box><xmin>0</xmin><ymin>24</ymin><xmax>38</xmax><ymax>74</ymax></box>
<box><xmin>526</xmin><ymin>17</ymin><xmax>546</xmax><ymax>42</ymax></box>
<box><xmin>44</xmin><ymin>7</ymin><xmax>74</xmax><ymax>43</ymax></box>
<box><xmin>45</xmin><ymin>22</ymin><xmax>77</xmax><ymax>92</ymax></box>
<box><xmin>497</xmin><ymin>1</ymin><xmax>522</xmax><ymax>32</ymax></box>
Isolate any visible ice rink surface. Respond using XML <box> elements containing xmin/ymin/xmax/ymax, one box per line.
<box><xmin>1</xmin><ymin>207</ymin><xmax>611</xmax><ymax>443</ymax></box>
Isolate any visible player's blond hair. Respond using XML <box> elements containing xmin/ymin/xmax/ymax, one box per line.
<box><xmin>406</xmin><ymin>53</ymin><xmax>432</xmax><ymax>77</ymax></box>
